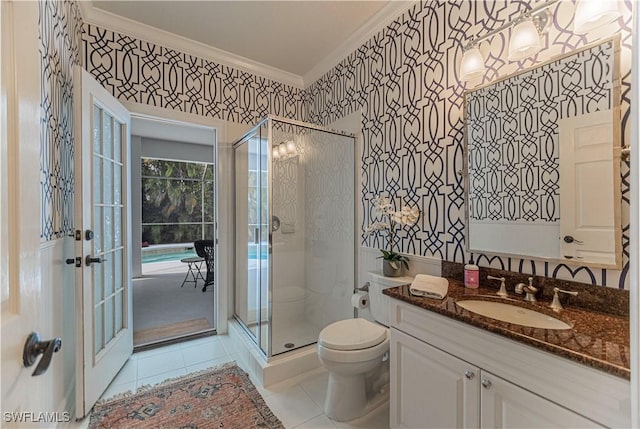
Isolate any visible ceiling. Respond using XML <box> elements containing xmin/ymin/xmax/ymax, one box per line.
<box><xmin>92</xmin><ymin>1</ymin><xmax>393</xmax><ymax>77</ymax></box>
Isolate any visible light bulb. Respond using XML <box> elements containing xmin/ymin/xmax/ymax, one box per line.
<box><xmin>286</xmin><ymin>140</ymin><xmax>296</xmax><ymax>154</ymax></box>
<box><xmin>574</xmin><ymin>0</ymin><xmax>620</xmax><ymax>34</ymax></box>
<box><xmin>508</xmin><ymin>19</ymin><xmax>542</xmax><ymax>61</ymax></box>
<box><xmin>278</xmin><ymin>143</ymin><xmax>287</xmax><ymax>156</ymax></box>
<box><xmin>272</xmin><ymin>146</ymin><xmax>279</xmax><ymax>159</ymax></box>
<box><xmin>460</xmin><ymin>46</ymin><xmax>486</xmax><ymax>82</ymax></box>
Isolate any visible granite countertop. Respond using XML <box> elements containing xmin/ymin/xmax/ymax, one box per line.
<box><xmin>383</xmin><ymin>279</ymin><xmax>630</xmax><ymax>379</ymax></box>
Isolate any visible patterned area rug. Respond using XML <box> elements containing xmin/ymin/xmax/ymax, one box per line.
<box><xmin>89</xmin><ymin>363</ymin><xmax>283</xmax><ymax>429</ymax></box>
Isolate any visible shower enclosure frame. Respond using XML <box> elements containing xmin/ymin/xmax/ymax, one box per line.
<box><xmin>232</xmin><ymin>114</ymin><xmax>358</xmax><ymax>359</ymax></box>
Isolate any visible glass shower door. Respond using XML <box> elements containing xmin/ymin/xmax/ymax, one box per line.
<box><xmin>234</xmin><ymin>125</ymin><xmax>270</xmax><ymax>355</ymax></box>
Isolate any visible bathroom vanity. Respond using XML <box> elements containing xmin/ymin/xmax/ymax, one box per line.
<box><xmin>384</xmin><ymin>280</ymin><xmax>630</xmax><ymax>428</ymax></box>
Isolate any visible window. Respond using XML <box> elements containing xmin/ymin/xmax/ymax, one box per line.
<box><xmin>141</xmin><ymin>158</ymin><xmax>214</xmax><ymax>245</ymax></box>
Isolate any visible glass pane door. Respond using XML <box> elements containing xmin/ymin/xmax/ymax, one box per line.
<box><xmin>92</xmin><ymin>104</ymin><xmax>126</xmax><ymax>355</ymax></box>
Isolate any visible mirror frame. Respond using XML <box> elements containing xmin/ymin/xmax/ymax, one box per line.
<box><xmin>462</xmin><ymin>35</ymin><xmax>623</xmax><ymax>269</ymax></box>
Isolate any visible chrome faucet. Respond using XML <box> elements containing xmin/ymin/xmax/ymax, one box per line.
<box><xmin>515</xmin><ymin>277</ymin><xmax>538</xmax><ymax>302</ymax></box>
<box><xmin>487</xmin><ymin>275</ymin><xmax>508</xmax><ymax>298</ymax></box>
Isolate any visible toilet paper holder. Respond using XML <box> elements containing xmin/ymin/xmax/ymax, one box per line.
<box><xmin>354</xmin><ymin>282</ymin><xmax>370</xmax><ymax>294</ymax></box>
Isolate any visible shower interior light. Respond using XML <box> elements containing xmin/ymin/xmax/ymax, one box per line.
<box><xmin>573</xmin><ymin>0</ymin><xmax>620</xmax><ymax>34</ymax></box>
<box><xmin>278</xmin><ymin>143</ymin><xmax>287</xmax><ymax>156</ymax></box>
<box><xmin>508</xmin><ymin>18</ymin><xmax>542</xmax><ymax>61</ymax></box>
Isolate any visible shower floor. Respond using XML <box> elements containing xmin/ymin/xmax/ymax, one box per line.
<box><xmin>261</xmin><ymin>319</ymin><xmax>320</xmax><ymax>356</ymax></box>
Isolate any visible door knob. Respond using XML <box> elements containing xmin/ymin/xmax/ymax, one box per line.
<box><xmin>464</xmin><ymin>370</ymin><xmax>475</xmax><ymax>380</ymax></box>
<box><xmin>23</xmin><ymin>332</ymin><xmax>62</xmax><ymax>376</ymax></box>
<box><xmin>563</xmin><ymin>235</ymin><xmax>583</xmax><ymax>244</ymax></box>
<box><xmin>481</xmin><ymin>379</ymin><xmax>492</xmax><ymax>389</ymax></box>
<box><xmin>85</xmin><ymin>255</ymin><xmax>106</xmax><ymax>266</ymax></box>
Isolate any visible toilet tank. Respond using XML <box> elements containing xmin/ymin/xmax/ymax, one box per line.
<box><xmin>367</xmin><ymin>272</ymin><xmax>414</xmax><ymax>327</ymax></box>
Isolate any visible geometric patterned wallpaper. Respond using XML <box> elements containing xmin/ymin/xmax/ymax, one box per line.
<box><xmin>466</xmin><ymin>41</ymin><xmax>614</xmax><ymax>223</ymax></box>
<box><xmin>307</xmin><ymin>0</ymin><xmax>633</xmax><ymax>289</ymax></box>
<box><xmin>82</xmin><ymin>24</ymin><xmax>307</xmax><ymax>125</ymax></box>
<box><xmin>80</xmin><ymin>0</ymin><xmax>633</xmax><ymax>289</ymax></box>
<box><xmin>39</xmin><ymin>0</ymin><xmax>83</xmax><ymax>241</ymax></box>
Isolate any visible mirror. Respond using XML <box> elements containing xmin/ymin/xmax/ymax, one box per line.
<box><xmin>464</xmin><ymin>37</ymin><xmax>622</xmax><ymax>269</ymax></box>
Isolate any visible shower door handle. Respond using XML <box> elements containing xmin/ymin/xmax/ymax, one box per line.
<box><xmin>254</xmin><ymin>228</ymin><xmax>259</xmax><ymax>244</ymax></box>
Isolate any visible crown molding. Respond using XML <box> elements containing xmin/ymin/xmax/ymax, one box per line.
<box><xmin>302</xmin><ymin>0</ymin><xmax>417</xmax><ymax>87</ymax></box>
<box><xmin>79</xmin><ymin>1</ymin><xmax>305</xmax><ymax>89</ymax></box>
<box><xmin>79</xmin><ymin>0</ymin><xmax>417</xmax><ymax>90</ymax></box>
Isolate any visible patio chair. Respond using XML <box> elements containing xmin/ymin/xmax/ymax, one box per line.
<box><xmin>194</xmin><ymin>240</ymin><xmax>215</xmax><ymax>292</ymax></box>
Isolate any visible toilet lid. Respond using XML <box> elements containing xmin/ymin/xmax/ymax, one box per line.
<box><xmin>318</xmin><ymin>318</ymin><xmax>387</xmax><ymax>351</ymax></box>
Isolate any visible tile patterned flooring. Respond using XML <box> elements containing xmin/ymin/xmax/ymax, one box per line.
<box><xmin>73</xmin><ymin>334</ymin><xmax>389</xmax><ymax>428</ymax></box>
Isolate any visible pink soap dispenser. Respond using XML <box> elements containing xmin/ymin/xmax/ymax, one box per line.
<box><xmin>464</xmin><ymin>258</ymin><xmax>479</xmax><ymax>289</ymax></box>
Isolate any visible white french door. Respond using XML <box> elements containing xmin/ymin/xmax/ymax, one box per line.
<box><xmin>74</xmin><ymin>67</ymin><xmax>133</xmax><ymax>417</ymax></box>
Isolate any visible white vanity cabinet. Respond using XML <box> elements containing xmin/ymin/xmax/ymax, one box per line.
<box><xmin>389</xmin><ymin>299</ymin><xmax>630</xmax><ymax>429</ymax></box>
<box><xmin>479</xmin><ymin>371</ymin><xmax>599</xmax><ymax>428</ymax></box>
<box><xmin>390</xmin><ymin>328</ymin><xmax>479</xmax><ymax>428</ymax></box>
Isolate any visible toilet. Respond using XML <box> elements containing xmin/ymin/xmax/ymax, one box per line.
<box><xmin>317</xmin><ymin>272</ymin><xmax>413</xmax><ymax>421</ymax></box>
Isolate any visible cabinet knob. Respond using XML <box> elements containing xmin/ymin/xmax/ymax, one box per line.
<box><xmin>481</xmin><ymin>379</ymin><xmax>492</xmax><ymax>389</ymax></box>
<box><xmin>464</xmin><ymin>370</ymin><xmax>475</xmax><ymax>380</ymax></box>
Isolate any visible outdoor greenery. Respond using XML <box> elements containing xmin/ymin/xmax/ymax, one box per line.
<box><xmin>142</xmin><ymin>158</ymin><xmax>214</xmax><ymax>245</ymax></box>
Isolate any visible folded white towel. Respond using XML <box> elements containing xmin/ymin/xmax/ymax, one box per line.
<box><xmin>409</xmin><ymin>274</ymin><xmax>449</xmax><ymax>300</ymax></box>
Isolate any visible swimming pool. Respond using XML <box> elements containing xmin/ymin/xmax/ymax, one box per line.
<box><xmin>141</xmin><ymin>243</ymin><xmax>269</xmax><ymax>264</ymax></box>
<box><xmin>142</xmin><ymin>249</ymin><xmax>198</xmax><ymax>264</ymax></box>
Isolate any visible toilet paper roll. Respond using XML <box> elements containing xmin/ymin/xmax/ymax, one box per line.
<box><xmin>351</xmin><ymin>292</ymin><xmax>369</xmax><ymax>309</ymax></box>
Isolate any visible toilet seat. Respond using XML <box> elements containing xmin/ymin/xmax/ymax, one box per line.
<box><xmin>319</xmin><ymin>318</ymin><xmax>387</xmax><ymax>351</ymax></box>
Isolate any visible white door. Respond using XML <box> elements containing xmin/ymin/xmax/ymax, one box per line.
<box><xmin>558</xmin><ymin>109</ymin><xmax>621</xmax><ymax>267</ymax></box>
<box><xmin>390</xmin><ymin>328</ymin><xmax>480</xmax><ymax>428</ymax></box>
<box><xmin>479</xmin><ymin>372</ymin><xmax>600</xmax><ymax>428</ymax></box>
<box><xmin>1</xmin><ymin>0</ymin><xmax>59</xmax><ymax>421</ymax></box>
<box><xmin>74</xmin><ymin>67</ymin><xmax>133</xmax><ymax>417</ymax></box>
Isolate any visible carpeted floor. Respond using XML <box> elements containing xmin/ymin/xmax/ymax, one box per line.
<box><xmin>133</xmin><ymin>262</ymin><xmax>215</xmax><ymax>346</ymax></box>
<box><xmin>89</xmin><ymin>363</ymin><xmax>283</xmax><ymax>429</ymax></box>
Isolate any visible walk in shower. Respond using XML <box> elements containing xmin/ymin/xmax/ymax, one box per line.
<box><xmin>234</xmin><ymin>116</ymin><xmax>355</xmax><ymax>357</ymax></box>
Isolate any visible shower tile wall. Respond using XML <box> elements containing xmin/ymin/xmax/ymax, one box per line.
<box><xmin>272</xmin><ymin>141</ymin><xmax>306</xmax><ymax>326</ymax></box>
<box><xmin>302</xmin><ymin>130</ymin><xmax>355</xmax><ymax>330</ymax></box>
<box><xmin>271</xmin><ymin>125</ymin><xmax>355</xmax><ymax>350</ymax></box>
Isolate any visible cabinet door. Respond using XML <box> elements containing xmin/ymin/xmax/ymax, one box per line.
<box><xmin>480</xmin><ymin>371</ymin><xmax>602</xmax><ymax>428</ymax></box>
<box><xmin>390</xmin><ymin>328</ymin><xmax>480</xmax><ymax>429</ymax></box>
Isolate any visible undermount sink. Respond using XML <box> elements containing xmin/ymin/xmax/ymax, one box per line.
<box><xmin>456</xmin><ymin>300</ymin><xmax>572</xmax><ymax>330</ymax></box>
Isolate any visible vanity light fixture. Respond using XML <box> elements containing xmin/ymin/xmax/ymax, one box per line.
<box><xmin>459</xmin><ymin>0</ymin><xmax>558</xmax><ymax>82</ymax></box>
<box><xmin>573</xmin><ymin>0</ymin><xmax>621</xmax><ymax>34</ymax></box>
<box><xmin>286</xmin><ymin>140</ymin><xmax>296</xmax><ymax>154</ymax></box>
<box><xmin>460</xmin><ymin>39</ymin><xmax>486</xmax><ymax>82</ymax></box>
<box><xmin>508</xmin><ymin>17</ymin><xmax>543</xmax><ymax>61</ymax></box>
<box><xmin>272</xmin><ymin>146</ymin><xmax>280</xmax><ymax>160</ymax></box>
